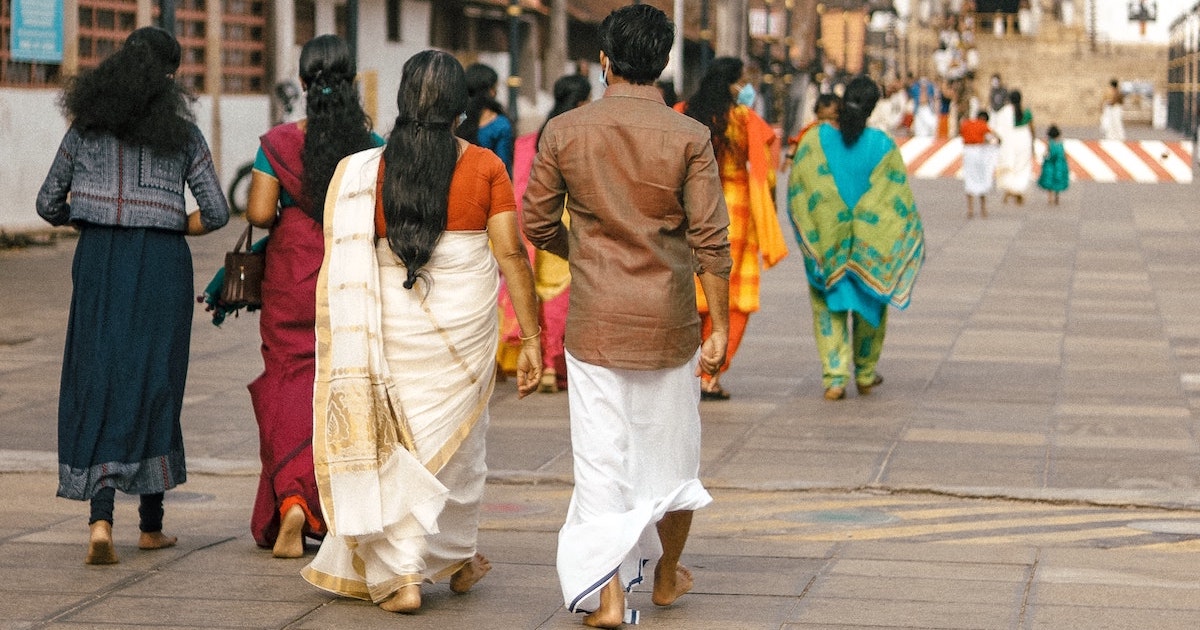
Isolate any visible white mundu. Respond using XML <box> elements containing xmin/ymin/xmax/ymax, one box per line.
<box><xmin>557</xmin><ymin>349</ymin><xmax>713</xmax><ymax>615</ymax></box>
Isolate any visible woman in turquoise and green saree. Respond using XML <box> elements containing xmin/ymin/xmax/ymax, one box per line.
<box><xmin>787</xmin><ymin>76</ymin><xmax>925</xmax><ymax>401</ymax></box>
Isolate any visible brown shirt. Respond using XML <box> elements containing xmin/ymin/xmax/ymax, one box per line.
<box><xmin>523</xmin><ymin>83</ymin><xmax>731</xmax><ymax>370</ymax></box>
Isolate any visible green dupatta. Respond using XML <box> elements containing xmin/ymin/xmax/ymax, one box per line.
<box><xmin>787</xmin><ymin>128</ymin><xmax>924</xmax><ymax>310</ymax></box>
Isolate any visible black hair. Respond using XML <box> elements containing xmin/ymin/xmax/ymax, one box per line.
<box><xmin>1047</xmin><ymin>124</ymin><xmax>1061</xmax><ymax>139</ymax></box>
<box><xmin>977</xmin><ymin>110</ymin><xmax>990</xmax><ymax>122</ymax></box>
<box><xmin>456</xmin><ymin>62</ymin><xmax>505</xmax><ymax>145</ymax></box>
<box><xmin>655</xmin><ymin>79</ymin><xmax>679</xmax><ymax>107</ymax></box>
<box><xmin>60</xmin><ymin>26</ymin><xmax>194</xmax><ymax>153</ymax></box>
<box><xmin>382</xmin><ymin>50</ymin><xmax>468</xmax><ymax>290</ymax></box>
<box><xmin>298</xmin><ymin>34</ymin><xmax>375</xmax><ymax>223</ymax></box>
<box><xmin>538</xmin><ymin>74</ymin><xmax>592</xmax><ymax>146</ymax></box>
<box><xmin>837</xmin><ymin>75</ymin><xmax>880</xmax><ymax>147</ymax></box>
<box><xmin>682</xmin><ymin>57</ymin><xmax>743</xmax><ymax>160</ymax></box>
<box><xmin>1009</xmin><ymin>89</ymin><xmax>1023</xmax><ymax>127</ymax></box>
<box><xmin>599</xmin><ymin>4</ymin><xmax>674</xmax><ymax>85</ymax></box>
<box><xmin>814</xmin><ymin>93</ymin><xmax>840</xmax><ymax>113</ymax></box>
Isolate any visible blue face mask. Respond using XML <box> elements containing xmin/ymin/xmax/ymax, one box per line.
<box><xmin>737</xmin><ymin>83</ymin><xmax>756</xmax><ymax>107</ymax></box>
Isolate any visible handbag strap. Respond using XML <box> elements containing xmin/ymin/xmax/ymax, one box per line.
<box><xmin>233</xmin><ymin>223</ymin><xmax>253</xmax><ymax>253</ymax></box>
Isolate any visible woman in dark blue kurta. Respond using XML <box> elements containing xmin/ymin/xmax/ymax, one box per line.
<box><xmin>35</xmin><ymin>27</ymin><xmax>229</xmax><ymax>564</ymax></box>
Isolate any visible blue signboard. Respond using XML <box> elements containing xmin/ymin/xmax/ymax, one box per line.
<box><xmin>11</xmin><ymin>0</ymin><xmax>64</xmax><ymax>63</ymax></box>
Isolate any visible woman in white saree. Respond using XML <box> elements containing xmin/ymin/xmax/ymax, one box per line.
<box><xmin>995</xmin><ymin>90</ymin><xmax>1035</xmax><ymax>206</ymax></box>
<box><xmin>301</xmin><ymin>50</ymin><xmax>542</xmax><ymax>614</ymax></box>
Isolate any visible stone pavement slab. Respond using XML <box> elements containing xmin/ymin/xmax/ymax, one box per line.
<box><xmin>3</xmin><ymin>173</ymin><xmax>1200</xmax><ymax>627</ymax></box>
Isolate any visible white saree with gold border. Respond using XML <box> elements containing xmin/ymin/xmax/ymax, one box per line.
<box><xmin>302</xmin><ymin>148</ymin><xmax>499</xmax><ymax>603</ymax></box>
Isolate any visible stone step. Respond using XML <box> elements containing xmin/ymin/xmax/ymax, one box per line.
<box><xmin>968</xmin><ymin>27</ymin><xmax>1165</xmax><ymax>126</ymax></box>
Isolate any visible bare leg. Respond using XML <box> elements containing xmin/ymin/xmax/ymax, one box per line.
<box><xmin>980</xmin><ymin>196</ymin><xmax>987</xmax><ymax>218</ymax></box>
<box><xmin>86</xmin><ymin>520</ymin><xmax>118</xmax><ymax>565</ymax></box>
<box><xmin>380</xmin><ymin>583</ymin><xmax>421</xmax><ymax>614</ymax></box>
<box><xmin>450</xmin><ymin>553</ymin><xmax>492</xmax><ymax>593</ymax></box>
<box><xmin>966</xmin><ymin>195</ymin><xmax>974</xmax><ymax>218</ymax></box>
<box><xmin>272</xmin><ymin>503</ymin><xmax>306</xmax><ymax>558</ymax></box>
<box><xmin>652</xmin><ymin>510</ymin><xmax>695</xmax><ymax>606</ymax></box>
<box><xmin>583</xmin><ymin>574</ymin><xmax>625</xmax><ymax>628</ymax></box>
<box><xmin>138</xmin><ymin>531</ymin><xmax>178</xmax><ymax>550</ymax></box>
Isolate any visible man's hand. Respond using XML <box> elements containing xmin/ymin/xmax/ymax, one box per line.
<box><xmin>696</xmin><ymin>329</ymin><xmax>727</xmax><ymax>377</ymax></box>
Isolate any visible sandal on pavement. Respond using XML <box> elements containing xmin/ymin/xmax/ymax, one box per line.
<box><xmin>824</xmin><ymin>386</ymin><xmax>845</xmax><ymax>401</ymax></box>
<box><xmin>700</xmin><ymin>385</ymin><xmax>731</xmax><ymax>401</ymax></box>
<box><xmin>856</xmin><ymin>375</ymin><xmax>884</xmax><ymax>396</ymax></box>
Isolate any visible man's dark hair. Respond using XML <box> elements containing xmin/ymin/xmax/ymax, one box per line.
<box><xmin>599</xmin><ymin>5</ymin><xmax>674</xmax><ymax>85</ymax></box>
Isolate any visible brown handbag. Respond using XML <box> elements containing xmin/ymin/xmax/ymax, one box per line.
<box><xmin>220</xmin><ymin>224</ymin><xmax>265</xmax><ymax>309</ymax></box>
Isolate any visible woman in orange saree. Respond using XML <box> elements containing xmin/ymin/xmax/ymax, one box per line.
<box><xmin>678</xmin><ymin>57</ymin><xmax>788</xmax><ymax>400</ymax></box>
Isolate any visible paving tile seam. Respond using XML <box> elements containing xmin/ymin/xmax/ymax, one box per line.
<box><xmin>698</xmin><ymin>482</ymin><xmax>1200</xmax><ymax>513</ymax></box>
<box><xmin>8</xmin><ymin>464</ymin><xmax>1199</xmax><ymax>514</ymax></box>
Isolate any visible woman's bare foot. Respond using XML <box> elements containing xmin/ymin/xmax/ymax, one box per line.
<box><xmin>138</xmin><ymin>531</ymin><xmax>178</xmax><ymax>550</ymax></box>
<box><xmin>449</xmin><ymin>553</ymin><xmax>492</xmax><ymax>593</ymax></box>
<box><xmin>272</xmin><ymin>504</ymin><xmax>306</xmax><ymax>558</ymax></box>
<box><xmin>583</xmin><ymin>575</ymin><xmax>625</xmax><ymax>628</ymax></box>
<box><xmin>651</xmin><ymin>562</ymin><xmax>693</xmax><ymax>606</ymax></box>
<box><xmin>379</xmin><ymin>583</ymin><xmax>421</xmax><ymax>613</ymax></box>
<box><xmin>86</xmin><ymin>520</ymin><xmax>118</xmax><ymax>565</ymax></box>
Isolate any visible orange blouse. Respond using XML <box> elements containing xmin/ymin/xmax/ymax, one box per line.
<box><xmin>960</xmin><ymin>119</ymin><xmax>990</xmax><ymax>145</ymax></box>
<box><xmin>375</xmin><ymin>143</ymin><xmax>516</xmax><ymax>236</ymax></box>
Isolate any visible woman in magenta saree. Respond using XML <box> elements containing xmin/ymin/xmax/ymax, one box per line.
<box><xmin>244</xmin><ymin>35</ymin><xmax>381</xmax><ymax>558</ymax></box>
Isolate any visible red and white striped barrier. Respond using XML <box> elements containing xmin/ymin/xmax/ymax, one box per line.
<box><xmin>896</xmin><ymin>137</ymin><xmax>1195</xmax><ymax>184</ymax></box>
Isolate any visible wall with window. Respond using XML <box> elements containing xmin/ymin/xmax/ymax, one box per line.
<box><xmin>0</xmin><ymin>0</ymin><xmax>455</xmax><ymax>230</ymax></box>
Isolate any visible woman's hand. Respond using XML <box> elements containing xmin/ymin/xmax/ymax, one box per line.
<box><xmin>515</xmin><ymin>339</ymin><xmax>543</xmax><ymax>399</ymax></box>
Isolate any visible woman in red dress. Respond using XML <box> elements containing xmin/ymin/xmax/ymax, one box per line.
<box><xmin>243</xmin><ymin>35</ymin><xmax>382</xmax><ymax>558</ymax></box>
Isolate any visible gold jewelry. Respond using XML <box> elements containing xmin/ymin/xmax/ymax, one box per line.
<box><xmin>518</xmin><ymin>326</ymin><xmax>542</xmax><ymax>342</ymax></box>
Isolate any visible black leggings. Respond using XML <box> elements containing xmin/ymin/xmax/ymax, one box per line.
<box><xmin>88</xmin><ymin>487</ymin><xmax>165</xmax><ymax>533</ymax></box>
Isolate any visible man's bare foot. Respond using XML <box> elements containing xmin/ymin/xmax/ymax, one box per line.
<box><xmin>651</xmin><ymin>562</ymin><xmax>693</xmax><ymax>606</ymax></box>
<box><xmin>138</xmin><ymin>531</ymin><xmax>178</xmax><ymax>550</ymax></box>
<box><xmin>272</xmin><ymin>504</ymin><xmax>306</xmax><ymax>558</ymax></box>
<box><xmin>86</xmin><ymin>520</ymin><xmax>118</xmax><ymax>565</ymax></box>
<box><xmin>379</xmin><ymin>583</ymin><xmax>421</xmax><ymax>613</ymax></box>
<box><xmin>582</xmin><ymin>575</ymin><xmax>625</xmax><ymax>628</ymax></box>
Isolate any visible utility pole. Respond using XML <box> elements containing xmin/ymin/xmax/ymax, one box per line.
<box><xmin>158</xmin><ymin>0</ymin><xmax>176</xmax><ymax>33</ymax></box>
<box><xmin>716</xmin><ymin>0</ymin><xmax>748</xmax><ymax>58</ymax></box>
<box><xmin>700</xmin><ymin>0</ymin><xmax>713</xmax><ymax>78</ymax></box>
<box><xmin>1088</xmin><ymin>0</ymin><xmax>1096</xmax><ymax>52</ymax></box>
<box><xmin>507</xmin><ymin>0</ymin><xmax>521</xmax><ymax>122</ymax></box>
<box><xmin>546</xmin><ymin>0</ymin><xmax>568</xmax><ymax>87</ymax></box>
<box><xmin>346</xmin><ymin>0</ymin><xmax>358</xmax><ymax>62</ymax></box>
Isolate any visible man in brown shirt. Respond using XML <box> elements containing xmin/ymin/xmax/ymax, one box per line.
<box><xmin>523</xmin><ymin>5</ymin><xmax>731</xmax><ymax>627</ymax></box>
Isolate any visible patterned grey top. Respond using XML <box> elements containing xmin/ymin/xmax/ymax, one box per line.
<box><xmin>36</xmin><ymin>124</ymin><xmax>229</xmax><ymax>233</ymax></box>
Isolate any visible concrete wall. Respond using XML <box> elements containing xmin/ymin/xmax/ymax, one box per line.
<box><xmin>0</xmin><ymin>89</ymin><xmax>69</xmax><ymax>230</ymax></box>
<box><xmin>0</xmin><ymin>88</ymin><xmax>271</xmax><ymax>232</ymax></box>
<box><xmin>356</xmin><ymin>0</ymin><xmax>431</xmax><ymax>134</ymax></box>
